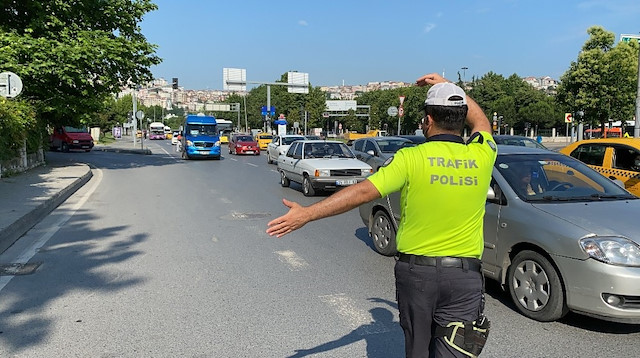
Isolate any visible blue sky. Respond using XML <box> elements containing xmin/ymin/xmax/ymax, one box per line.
<box><xmin>141</xmin><ymin>0</ymin><xmax>640</xmax><ymax>90</ymax></box>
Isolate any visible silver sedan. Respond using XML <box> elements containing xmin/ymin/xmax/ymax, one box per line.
<box><xmin>359</xmin><ymin>145</ymin><xmax>640</xmax><ymax>323</ymax></box>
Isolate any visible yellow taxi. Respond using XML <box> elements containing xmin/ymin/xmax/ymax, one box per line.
<box><xmin>255</xmin><ymin>132</ymin><xmax>274</xmax><ymax>150</ymax></box>
<box><xmin>560</xmin><ymin>137</ymin><xmax>640</xmax><ymax>196</ymax></box>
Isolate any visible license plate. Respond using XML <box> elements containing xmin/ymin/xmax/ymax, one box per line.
<box><xmin>246</xmin><ymin>151</ymin><xmax>254</xmax><ymax>154</ymax></box>
<box><xmin>336</xmin><ymin>179</ymin><xmax>357</xmax><ymax>186</ymax></box>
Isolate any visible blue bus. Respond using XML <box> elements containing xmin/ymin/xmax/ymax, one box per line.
<box><xmin>181</xmin><ymin>114</ymin><xmax>221</xmax><ymax>160</ymax></box>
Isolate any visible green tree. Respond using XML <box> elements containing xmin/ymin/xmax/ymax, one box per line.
<box><xmin>0</xmin><ymin>0</ymin><xmax>162</xmax><ymax>128</ymax></box>
<box><xmin>556</xmin><ymin>26</ymin><xmax>639</xmax><ymax>129</ymax></box>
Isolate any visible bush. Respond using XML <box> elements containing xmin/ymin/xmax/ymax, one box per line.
<box><xmin>0</xmin><ymin>97</ymin><xmax>38</xmax><ymax>161</ymax></box>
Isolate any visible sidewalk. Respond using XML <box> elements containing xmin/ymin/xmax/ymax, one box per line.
<box><xmin>0</xmin><ymin>137</ymin><xmax>151</xmax><ymax>254</ymax></box>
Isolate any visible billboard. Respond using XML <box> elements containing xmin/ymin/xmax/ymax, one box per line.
<box><xmin>326</xmin><ymin>100</ymin><xmax>357</xmax><ymax>112</ymax></box>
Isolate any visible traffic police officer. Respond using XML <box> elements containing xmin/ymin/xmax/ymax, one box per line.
<box><xmin>267</xmin><ymin>73</ymin><xmax>496</xmax><ymax>358</ymax></box>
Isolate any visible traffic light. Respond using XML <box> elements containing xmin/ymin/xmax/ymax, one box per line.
<box><xmin>172</xmin><ymin>77</ymin><xmax>178</xmax><ymax>90</ymax></box>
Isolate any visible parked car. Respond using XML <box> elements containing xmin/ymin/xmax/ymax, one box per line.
<box><xmin>49</xmin><ymin>126</ymin><xmax>94</xmax><ymax>152</ymax></box>
<box><xmin>359</xmin><ymin>145</ymin><xmax>640</xmax><ymax>323</ymax></box>
<box><xmin>304</xmin><ymin>135</ymin><xmax>321</xmax><ymax>140</ymax></box>
<box><xmin>278</xmin><ymin>140</ymin><xmax>373</xmax><ymax>196</ymax></box>
<box><xmin>266</xmin><ymin>134</ymin><xmax>305</xmax><ymax>164</ymax></box>
<box><xmin>351</xmin><ymin>136</ymin><xmax>415</xmax><ymax>172</ymax></box>
<box><xmin>255</xmin><ymin>133</ymin><xmax>274</xmax><ymax>150</ymax></box>
<box><xmin>228</xmin><ymin>133</ymin><xmax>260</xmax><ymax>155</ymax></box>
<box><xmin>560</xmin><ymin>137</ymin><xmax>640</xmax><ymax>197</ymax></box>
<box><xmin>493</xmin><ymin>135</ymin><xmax>547</xmax><ymax>150</ymax></box>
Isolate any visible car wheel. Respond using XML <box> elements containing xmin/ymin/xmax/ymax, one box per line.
<box><xmin>371</xmin><ymin>210</ymin><xmax>397</xmax><ymax>256</ymax></box>
<box><xmin>280</xmin><ymin>170</ymin><xmax>290</xmax><ymax>187</ymax></box>
<box><xmin>228</xmin><ymin>147</ymin><xmax>232</xmax><ymax>154</ymax></box>
<box><xmin>302</xmin><ymin>175</ymin><xmax>315</xmax><ymax>196</ymax></box>
<box><xmin>267</xmin><ymin>152</ymin><xmax>272</xmax><ymax>164</ymax></box>
<box><xmin>182</xmin><ymin>149</ymin><xmax>189</xmax><ymax>160</ymax></box>
<box><xmin>61</xmin><ymin>142</ymin><xmax>69</xmax><ymax>152</ymax></box>
<box><xmin>508</xmin><ymin>250</ymin><xmax>568</xmax><ymax>322</ymax></box>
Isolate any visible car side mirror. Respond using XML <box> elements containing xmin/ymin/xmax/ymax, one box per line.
<box><xmin>366</xmin><ymin>150</ymin><xmax>375</xmax><ymax>156</ymax></box>
<box><xmin>486</xmin><ymin>185</ymin><xmax>506</xmax><ymax>205</ymax></box>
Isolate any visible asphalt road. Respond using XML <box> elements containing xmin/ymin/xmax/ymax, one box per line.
<box><xmin>0</xmin><ymin>140</ymin><xmax>638</xmax><ymax>357</ymax></box>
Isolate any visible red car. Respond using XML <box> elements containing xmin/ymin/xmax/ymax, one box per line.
<box><xmin>228</xmin><ymin>133</ymin><xmax>260</xmax><ymax>155</ymax></box>
<box><xmin>50</xmin><ymin>126</ymin><xmax>94</xmax><ymax>152</ymax></box>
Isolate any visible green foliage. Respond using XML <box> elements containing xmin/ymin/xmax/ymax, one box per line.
<box><xmin>557</xmin><ymin>26</ymin><xmax>639</xmax><ymax>128</ymax></box>
<box><xmin>0</xmin><ymin>98</ymin><xmax>38</xmax><ymax>160</ymax></box>
<box><xmin>0</xmin><ymin>0</ymin><xmax>162</xmax><ymax>129</ymax></box>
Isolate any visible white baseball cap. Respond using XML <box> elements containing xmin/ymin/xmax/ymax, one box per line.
<box><xmin>424</xmin><ymin>82</ymin><xmax>467</xmax><ymax>107</ymax></box>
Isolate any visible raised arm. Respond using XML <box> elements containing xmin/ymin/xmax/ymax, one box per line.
<box><xmin>416</xmin><ymin>73</ymin><xmax>491</xmax><ymax>134</ymax></box>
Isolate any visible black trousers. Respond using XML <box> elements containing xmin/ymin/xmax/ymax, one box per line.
<box><xmin>395</xmin><ymin>256</ymin><xmax>483</xmax><ymax>358</ymax></box>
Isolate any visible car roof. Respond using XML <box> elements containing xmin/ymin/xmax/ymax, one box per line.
<box><xmin>280</xmin><ymin>134</ymin><xmax>305</xmax><ymax>138</ymax></box>
<box><xmin>496</xmin><ymin>144</ymin><xmax>556</xmax><ymax>155</ymax></box>
<box><xmin>493</xmin><ymin>135</ymin><xmax>535</xmax><ymax>140</ymax></box>
<box><xmin>299</xmin><ymin>140</ymin><xmax>343</xmax><ymax>144</ymax></box>
<box><xmin>356</xmin><ymin>136</ymin><xmax>411</xmax><ymax>142</ymax></box>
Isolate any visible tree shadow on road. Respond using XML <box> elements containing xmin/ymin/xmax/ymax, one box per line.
<box><xmin>287</xmin><ymin>298</ymin><xmax>404</xmax><ymax>358</ymax></box>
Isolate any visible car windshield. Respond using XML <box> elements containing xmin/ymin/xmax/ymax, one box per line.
<box><xmin>304</xmin><ymin>142</ymin><xmax>355</xmax><ymax>158</ymax></box>
<box><xmin>496</xmin><ymin>153</ymin><xmax>636</xmax><ymax>202</ymax></box>
<box><xmin>259</xmin><ymin>135</ymin><xmax>273</xmax><ymax>140</ymax></box>
<box><xmin>63</xmin><ymin>126</ymin><xmax>87</xmax><ymax>133</ymax></box>
<box><xmin>236</xmin><ymin>136</ymin><xmax>253</xmax><ymax>142</ymax></box>
<box><xmin>377</xmin><ymin>139</ymin><xmax>415</xmax><ymax>153</ymax></box>
<box><xmin>186</xmin><ymin>124</ymin><xmax>218</xmax><ymax>136</ymax></box>
<box><xmin>283</xmin><ymin>136</ymin><xmax>305</xmax><ymax>145</ymax></box>
<box><xmin>495</xmin><ymin>137</ymin><xmax>547</xmax><ymax>149</ymax></box>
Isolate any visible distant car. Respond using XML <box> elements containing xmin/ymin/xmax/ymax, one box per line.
<box><xmin>171</xmin><ymin>131</ymin><xmax>180</xmax><ymax>145</ymax></box>
<box><xmin>228</xmin><ymin>133</ymin><xmax>260</xmax><ymax>155</ymax></box>
<box><xmin>359</xmin><ymin>145</ymin><xmax>640</xmax><ymax>323</ymax></box>
<box><xmin>49</xmin><ymin>126</ymin><xmax>94</xmax><ymax>152</ymax></box>
<box><xmin>493</xmin><ymin>135</ymin><xmax>547</xmax><ymax>149</ymax></box>
<box><xmin>304</xmin><ymin>135</ymin><xmax>321</xmax><ymax>140</ymax></box>
<box><xmin>255</xmin><ymin>133</ymin><xmax>274</xmax><ymax>150</ymax></box>
<box><xmin>397</xmin><ymin>134</ymin><xmax>427</xmax><ymax>144</ymax></box>
<box><xmin>278</xmin><ymin>140</ymin><xmax>373</xmax><ymax>196</ymax></box>
<box><xmin>560</xmin><ymin>137</ymin><xmax>640</xmax><ymax>197</ymax></box>
<box><xmin>266</xmin><ymin>134</ymin><xmax>305</xmax><ymax>164</ymax></box>
<box><xmin>351</xmin><ymin>136</ymin><xmax>415</xmax><ymax>171</ymax></box>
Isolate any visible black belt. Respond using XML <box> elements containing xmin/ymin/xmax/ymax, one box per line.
<box><xmin>398</xmin><ymin>254</ymin><xmax>482</xmax><ymax>272</ymax></box>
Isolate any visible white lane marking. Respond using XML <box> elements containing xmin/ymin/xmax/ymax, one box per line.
<box><xmin>219</xmin><ymin>197</ymin><xmax>232</xmax><ymax>204</ymax></box>
<box><xmin>211</xmin><ymin>236</ymin><xmax>218</xmax><ymax>243</ymax></box>
<box><xmin>157</xmin><ymin>145</ymin><xmax>181</xmax><ymax>162</ymax></box>
<box><xmin>229</xmin><ymin>157</ymin><xmax>238</xmax><ymax>161</ymax></box>
<box><xmin>270</xmin><ymin>169</ymin><xmax>278</xmax><ymax>173</ymax></box>
<box><xmin>0</xmin><ymin>167</ymin><xmax>103</xmax><ymax>292</ymax></box>
<box><xmin>274</xmin><ymin>250</ymin><xmax>309</xmax><ymax>271</ymax></box>
<box><xmin>319</xmin><ymin>293</ymin><xmax>391</xmax><ymax>335</ymax></box>
<box><xmin>247</xmin><ymin>163</ymin><xmax>258</xmax><ymax>167</ymax></box>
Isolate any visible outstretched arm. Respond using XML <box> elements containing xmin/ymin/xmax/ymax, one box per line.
<box><xmin>266</xmin><ymin>179</ymin><xmax>381</xmax><ymax>238</ymax></box>
<box><xmin>416</xmin><ymin>73</ymin><xmax>491</xmax><ymax>134</ymax></box>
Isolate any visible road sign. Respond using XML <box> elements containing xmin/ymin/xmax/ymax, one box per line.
<box><xmin>136</xmin><ymin>110</ymin><xmax>145</xmax><ymax>120</ymax></box>
<box><xmin>0</xmin><ymin>71</ymin><xmax>23</xmax><ymax>98</ymax></box>
<box><xmin>399</xmin><ymin>96</ymin><xmax>406</xmax><ymax>106</ymax></box>
<box><xmin>399</xmin><ymin>106</ymin><xmax>404</xmax><ymax>117</ymax></box>
<box><xmin>387</xmin><ymin>106</ymin><xmax>398</xmax><ymax>117</ymax></box>
<box><xmin>565</xmin><ymin>113</ymin><xmax>573</xmax><ymax>123</ymax></box>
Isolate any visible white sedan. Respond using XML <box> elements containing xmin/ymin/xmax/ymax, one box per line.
<box><xmin>277</xmin><ymin>140</ymin><xmax>373</xmax><ymax>196</ymax></box>
<box><xmin>266</xmin><ymin>134</ymin><xmax>305</xmax><ymax>164</ymax></box>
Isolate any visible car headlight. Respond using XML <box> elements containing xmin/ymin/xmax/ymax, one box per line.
<box><xmin>361</xmin><ymin>168</ymin><xmax>373</xmax><ymax>176</ymax></box>
<box><xmin>315</xmin><ymin>169</ymin><xmax>330</xmax><ymax>177</ymax></box>
<box><xmin>72</xmin><ymin>140</ymin><xmax>79</xmax><ymax>144</ymax></box>
<box><xmin>215</xmin><ymin>141</ymin><xmax>220</xmax><ymax>147</ymax></box>
<box><xmin>186</xmin><ymin>140</ymin><xmax>193</xmax><ymax>146</ymax></box>
<box><xmin>580</xmin><ymin>236</ymin><xmax>640</xmax><ymax>267</ymax></box>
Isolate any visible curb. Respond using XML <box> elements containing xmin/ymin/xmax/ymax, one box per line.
<box><xmin>0</xmin><ymin>166</ymin><xmax>93</xmax><ymax>254</ymax></box>
<box><xmin>95</xmin><ymin>147</ymin><xmax>152</xmax><ymax>155</ymax></box>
